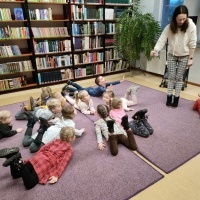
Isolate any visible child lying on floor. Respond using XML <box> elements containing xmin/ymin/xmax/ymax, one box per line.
<box><xmin>62</xmin><ymin>75</ymin><xmax>125</xmax><ymax>97</ymax></box>
<box><xmin>64</xmin><ymin>90</ymin><xmax>95</xmax><ymax>115</ymax></box>
<box><xmin>22</xmin><ymin>105</ymin><xmax>85</xmax><ymax>153</ymax></box>
<box><xmin>0</xmin><ymin>126</ymin><xmax>75</xmax><ymax>190</ymax></box>
<box><xmin>102</xmin><ymin>84</ymin><xmax>140</xmax><ymax>111</ymax></box>
<box><xmin>94</xmin><ymin>104</ymin><xmax>137</xmax><ymax>156</ymax></box>
<box><xmin>192</xmin><ymin>91</ymin><xmax>200</xmax><ymax>116</ymax></box>
<box><xmin>16</xmin><ymin>98</ymin><xmax>62</xmax><ymax>125</ymax></box>
<box><xmin>0</xmin><ymin>110</ymin><xmax>24</xmax><ymax>140</ymax></box>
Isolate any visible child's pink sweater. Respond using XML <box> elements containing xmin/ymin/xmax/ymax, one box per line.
<box><xmin>109</xmin><ymin>108</ymin><xmax>126</xmax><ymax>126</ymax></box>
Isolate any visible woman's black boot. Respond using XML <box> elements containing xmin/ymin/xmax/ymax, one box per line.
<box><xmin>171</xmin><ymin>96</ymin><xmax>179</xmax><ymax>108</ymax></box>
<box><xmin>166</xmin><ymin>95</ymin><xmax>173</xmax><ymax>106</ymax></box>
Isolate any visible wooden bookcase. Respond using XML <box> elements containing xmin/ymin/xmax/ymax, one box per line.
<box><xmin>0</xmin><ymin>0</ymin><xmax>132</xmax><ymax>94</ymax></box>
<box><xmin>0</xmin><ymin>0</ymin><xmax>37</xmax><ymax>93</ymax></box>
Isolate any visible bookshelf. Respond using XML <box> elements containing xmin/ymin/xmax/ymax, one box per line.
<box><xmin>104</xmin><ymin>0</ymin><xmax>132</xmax><ymax>74</ymax></box>
<box><xmin>26</xmin><ymin>0</ymin><xmax>72</xmax><ymax>85</ymax></box>
<box><xmin>0</xmin><ymin>0</ymin><xmax>36</xmax><ymax>93</ymax></box>
<box><xmin>71</xmin><ymin>0</ymin><xmax>105</xmax><ymax>78</ymax></box>
<box><xmin>0</xmin><ymin>0</ymin><xmax>132</xmax><ymax>94</ymax></box>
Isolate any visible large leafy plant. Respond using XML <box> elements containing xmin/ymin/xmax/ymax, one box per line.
<box><xmin>114</xmin><ymin>0</ymin><xmax>161</xmax><ymax>62</ymax></box>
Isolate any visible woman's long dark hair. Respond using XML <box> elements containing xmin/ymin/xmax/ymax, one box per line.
<box><xmin>170</xmin><ymin>5</ymin><xmax>189</xmax><ymax>34</ymax></box>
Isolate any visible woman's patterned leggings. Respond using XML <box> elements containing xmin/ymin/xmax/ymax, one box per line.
<box><xmin>167</xmin><ymin>53</ymin><xmax>188</xmax><ymax>97</ymax></box>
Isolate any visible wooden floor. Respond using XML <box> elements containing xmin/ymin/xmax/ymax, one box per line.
<box><xmin>1</xmin><ymin>71</ymin><xmax>200</xmax><ymax>200</ymax></box>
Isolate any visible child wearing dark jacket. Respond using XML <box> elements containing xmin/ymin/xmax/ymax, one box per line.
<box><xmin>0</xmin><ymin>126</ymin><xmax>75</xmax><ymax>190</ymax></box>
<box><xmin>62</xmin><ymin>75</ymin><xmax>125</xmax><ymax>97</ymax></box>
<box><xmin>0</xmin><ymin>110</ymin><xmax>23</xmax><ymax>140</ymax></box>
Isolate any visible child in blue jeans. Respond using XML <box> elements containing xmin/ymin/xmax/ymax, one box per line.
<box><xmin>62</xmin><ymin>75</ymin><xmax>125</xmax><ymax>97</ymax></box>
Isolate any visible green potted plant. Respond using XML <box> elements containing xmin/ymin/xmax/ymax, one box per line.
<box><xmin>114</xmin><ymin>0</ymin><xmax>161</xmax><ymax>66</ymax></box>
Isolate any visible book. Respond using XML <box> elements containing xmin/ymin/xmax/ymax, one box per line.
<box><xmin>14</xmin><ymin>8</ymin><xmax>24</xmax><ymax>20</ymax></box>
<box><xmin>105</xmin><ymin>8</ymin><xmax>114</xmax><ymax>20</ymax></box>
<box><xmin>11</xmin><ymin>45</ymin><xmax>21</xmax><ymax>56</ymax></box>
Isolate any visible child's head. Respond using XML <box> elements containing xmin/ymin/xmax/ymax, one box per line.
<box><xmin>75</xmin><ymin>90</ymin><xmax>90</xmax><ymax>103</ymax></box>
<box><xmin>60</xmin><ymin>126</ymin><xmax>76</xmax><ymax>142</ymax></box>
<box><xmin>97</xmin><ymin>104</ymin><xmax>109</xmax><ymax>119</ymax></box>
<box><xmin>62</xmin><ymin>105</ymin><xmax>76</xmax><ymax>119</ymax></box>
<box><xmin>111</xmin><ymin>98</ymin><xmax>122</xmax><ymax>109</ymax></box>
<box><xmin>95</xmin><ymin>76</ymin><xmax>106</xmax><ymax>86</ymax></box>
<box><xmin>0</xmin><ymin>110</ymin><xmax>12</xmax><ymax>124</ymax></box>
<box><xmin>46</xmin><ymin>98</ymin><xmax>62</xmax><ymax>113</ymax></box>
<box><xmin>103</xmin><ymin>91</ymin><xmax>115</xmax><ymax>105</ymax></box>
<box><xmin>51</xmin><ymin>91</ymin><xmax>66</xmax><ymax>107</ymax></box>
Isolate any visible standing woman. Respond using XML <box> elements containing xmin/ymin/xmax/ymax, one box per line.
<box><xmin>151</xmin><ymin>5</ymin><xmax>197</xmax><ymax>108</ymax></box>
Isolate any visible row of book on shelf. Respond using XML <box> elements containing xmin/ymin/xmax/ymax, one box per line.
<box><xmin>34</xmin><ymin>39</ymin><xmax>71</xmax><ymax>54</ymax></box>
<box><xmin>0</xmin><ymin>75</ymin><xmax>27</xmax><ymax>91</ymax></box>
<box><xmin>74</xmin><ymin>52</ymin><xmax>104</xmax><ymax>64</ymax></box>
<box><xmin>72</xmin><ymin>0</ymin><xmax>103</xmax><ymax>3</ymax></box>
<box><xmin>36</xmin><ymin>60</ymin><xmax>128</xmax><ymax>83</ymax></box>
<box><xmin>105</xmin><ymin>49</ymin><xmax>121</xmax><ymax>60</ymax></box>
<box><xmin>38</xmin><ymin>68</ymin><xmax>74</xmax><ymax>84</ymax></box>
<box><xmin>0</xmin><ymin>8</ymin><xmax>24</xmax><ymax>21</ymax></box>
<box><xmin>74</xmin><ymin>36</ymin><xmax>103</xmax><ymax>50</ymax></box>
<box><xmin>0</xmin><ymin>60</ymin><xmax>33</xmax><ymax>74</ymax></box>
<box><xmin>28</xmin><ymin>8</ymin><xmax>52</xmax><ymax>21</ymax></box>
<box><xmin>0</xmin><ymin>45</ymin><xmax>21</xmax><ymax>57</ymax></box>
<box><xmin>31</xmin><ymin>27</ymin><xmax>69</xmax><ymax>38</ymax></box>
<box><xmin>74</xmin><ymin>63</ymin><xmax>103</xmax><ymax>77</ymax></box>
<box><xmin>72</xmin><ymin>0</ymin><xmax>131</xmax><ymax>3</ymax></box>
<box><xmin>36</xmin><ymin>55</ymin><xmax>72</xmax><ymax>69</ymax></box>
<box><xmin>105</xmin><ymin>60</ymin><xmax>129</xmax><ymax>72</ymax></box>
<box><xmin>71</xmin><ymin>5</ymin><xmax>103</xmax><ymax>20</ymax></box>
<box><xmin>27</xmin><ymin>0</ymin><xmax>67</xmax><ymax>3</ymax></box>
<box><xmin>0</xmin><ymin>26</ymin><xmax>29</xmax><ymax>39</ymax></box>
<box><xmin>72</xmin><ymin>22</ymin><xmax>105</xmax><ymax>36</ymax></box>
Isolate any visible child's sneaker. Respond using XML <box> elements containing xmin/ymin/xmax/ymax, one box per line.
<box><xmin>140</xmin><ymin>115</ymin><xmax>154</xmax><ymax>135</ymax></box>
<box><xmin>0</xmin><ymin>147</ymin><xmax>19</xmax><ymax>158</ymax></box>
<box><xmin>107</xmin><ymin>120</ymin><xmax>115</xmax><ymax>133</ymax></box>
<box><xmin>130</xmin><ymin>85</ymin><xmax>140</xmax><ymax>95</ymax></box>
<box><xmin>3</xmin><ymin>152</ymin><xmax>22</xmax><ymax>167</ymax></box>
<box><xmin>23</xmin><ymin>96</ymin><xmax>35</xmax><ymax>111</ymax></box>
<box><xmin>121</xmin><ymin>115</ymin><xmax>129</xmax><ymax>130</ymax></box>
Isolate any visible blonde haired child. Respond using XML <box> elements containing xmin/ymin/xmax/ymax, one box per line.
<box><xmin>94</xmin><ymin>104</ymin><xmax>137</xmax><ymax>156</ymax></box>
<box><xmin>16</xmin><ymin>97</ymin><xmax>62</xmax><ymax>124</ymax></box>
<box><xmin>23</xmin><ymin>98</ymin><xmax>62</xmax><ymax>125</ymax></box>
<box><xmin>64</xmin><ymin>90</ymin><xmax>95</xmax><ymax>115</ymax></box>
<box><xmin>23</xmin><ymin>105</ymin><xmax>85</xmax><ymax>153</ymax></box>
<box><xmin>0</xmin><ymin>110</ymin><xmax>24</xmax><ymax>140</ymax></box>
<box><xmin>0</xmin><ymin>126</ymin><xmax>75</xmax><ymax>190</ymax></box>
<box><xmin>103</xmin><ymin>84</ymin><xmax>139</xmax><ymax>112</ymax></box>
<box><xmin>51</xmin><ymin>91</ymin><xmax>67</xmax><ymax>108</ymax></box>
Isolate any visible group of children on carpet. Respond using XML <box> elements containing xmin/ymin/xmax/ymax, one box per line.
<box><xmin>0</xmin><ymin>75</ymin><xmax>199</xmax><ymax>190</ymax></box>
